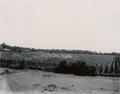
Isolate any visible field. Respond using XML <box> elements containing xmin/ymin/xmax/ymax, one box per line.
<box><xmin>0</xmin><ymin>68</ymin><xmax>120</xmax><ymax>94</ymax></box>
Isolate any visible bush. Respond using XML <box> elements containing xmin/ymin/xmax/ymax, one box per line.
<box><xmin>54</xmin><ymin>60</ymin><xmax>96</xmax><ymax>76</ymax></box>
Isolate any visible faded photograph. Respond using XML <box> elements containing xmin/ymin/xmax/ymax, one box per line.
<box><xmin>0</xmin><ymin>0</ymin><xmax>120</xmax><ymax>94</ymax></box>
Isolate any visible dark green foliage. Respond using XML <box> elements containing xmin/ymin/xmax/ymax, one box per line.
<box><xmin>54</xmin><ymin>60</ymin><xmax>68</xmax><ymax>73</ymax></box>
<box><xmin>54</xmin><ymin>60</ymin><xmax>97</xmax><ymax>76</ymax></box>
<box><xmin>104</xmin><ymin>65</ymin><xmax>108</xmax><ymax>73</ymax></box>
<box><xmin>0</xmin><ymin>59</ymin><xmax>26</xmax><ymax>69</ymax></box>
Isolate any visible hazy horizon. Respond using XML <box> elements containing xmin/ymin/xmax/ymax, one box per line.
<box><xmin>0</xmin><ymin>0</ymin><xmax>120</xmax><ymax>52</ymax></box>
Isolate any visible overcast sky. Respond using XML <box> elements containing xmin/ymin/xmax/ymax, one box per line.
<box><xmin>0</xmin><ymin>0</ymin><xmax>120</xmax><ymax>52</ymax></box>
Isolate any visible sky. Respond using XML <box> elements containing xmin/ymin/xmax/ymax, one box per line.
<box><xmin>0</xmin><ymin>0</ymin><xmax>120</xmax><ymax>52</ymax></box>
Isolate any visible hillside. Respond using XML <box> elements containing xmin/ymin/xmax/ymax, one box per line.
<box><xmin>0</xmin><ymin>43</ymin><xmax>120</xmax><ymax>76</ymax></box>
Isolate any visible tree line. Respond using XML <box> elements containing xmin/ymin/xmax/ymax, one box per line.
<box><xmin>1</xmin><ymin>43</ymin><xmax>120</xmax><ymax>55</ymax></box>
